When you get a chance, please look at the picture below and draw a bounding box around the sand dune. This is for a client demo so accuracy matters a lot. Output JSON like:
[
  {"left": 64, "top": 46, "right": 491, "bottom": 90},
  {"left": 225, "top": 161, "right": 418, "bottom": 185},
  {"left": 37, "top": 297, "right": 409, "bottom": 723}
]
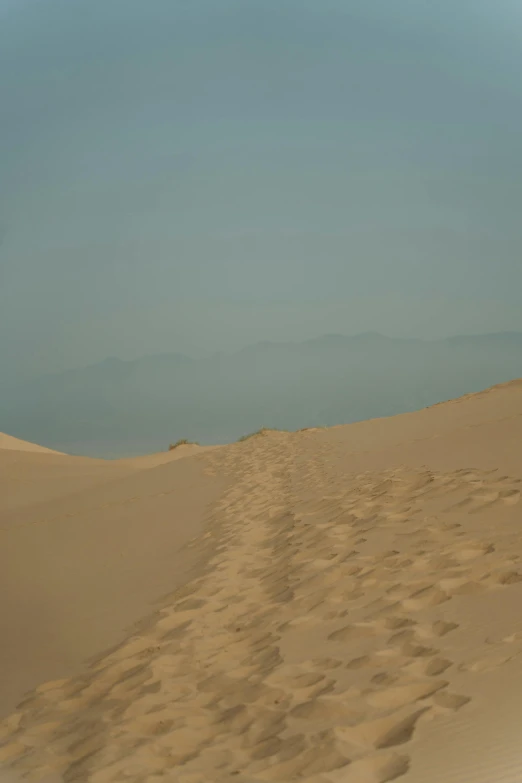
[
  {"left": 0, "top": 445, "right": 227, "bottom": 721},
  {"left": 0, "top": 440, "right": 219, "bottom": 514},
  {"left": 117, "top": 443, "right": 220, "bottom": 470},
  {"left": 2, "top": 382, "right": 522, "bottom": 782},
  {"left": 0, "top": 433, "right": 63, "bottom": 455}
]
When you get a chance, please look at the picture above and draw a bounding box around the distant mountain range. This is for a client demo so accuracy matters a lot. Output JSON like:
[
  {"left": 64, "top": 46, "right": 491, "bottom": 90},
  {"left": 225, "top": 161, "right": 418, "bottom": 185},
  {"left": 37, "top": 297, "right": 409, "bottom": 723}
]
[{"left": 2, "top": 331, "right": 522, "bottom": 457}]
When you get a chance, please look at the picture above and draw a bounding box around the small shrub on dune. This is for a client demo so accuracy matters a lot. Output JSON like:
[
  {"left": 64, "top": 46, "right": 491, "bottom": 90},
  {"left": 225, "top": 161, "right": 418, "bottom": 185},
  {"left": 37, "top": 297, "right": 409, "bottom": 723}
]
[{"left": 237, "top": 427, "right": 288, "bottom": 442}]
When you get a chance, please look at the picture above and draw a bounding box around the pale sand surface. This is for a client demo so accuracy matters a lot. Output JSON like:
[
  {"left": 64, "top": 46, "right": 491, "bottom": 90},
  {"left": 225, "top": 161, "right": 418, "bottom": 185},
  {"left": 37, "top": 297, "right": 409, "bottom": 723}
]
[
  {"left": 1, "top": 451, "right": 138, "bottom": 513},
  {"left": 0, "top": 444, "right": 228, "bottom": 719},
  {"left": 1, "top": 381, "right": 522, "bottom": 781},
  {"left": 0, "top": 443, "right": 220, "bottom": 514},
  {"left": 0, "top": 434, "right": 63, "bottom": 455},
  {"left": 116, "top": 444, "right": 220, "bottom": 471}
]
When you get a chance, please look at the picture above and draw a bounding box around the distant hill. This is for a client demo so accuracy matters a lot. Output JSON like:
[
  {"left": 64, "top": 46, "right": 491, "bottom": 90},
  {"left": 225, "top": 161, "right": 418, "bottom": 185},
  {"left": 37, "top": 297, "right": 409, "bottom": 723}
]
[{"left": 1, "top": 332, "right": 521, "bottom": 457}]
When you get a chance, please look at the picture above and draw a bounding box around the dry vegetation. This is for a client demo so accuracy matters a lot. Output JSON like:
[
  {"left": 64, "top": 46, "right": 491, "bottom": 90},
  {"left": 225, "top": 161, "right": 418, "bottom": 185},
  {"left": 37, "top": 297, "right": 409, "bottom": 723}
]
[{"left": 168, "top": 438, "right": 197, "bottom": 451}]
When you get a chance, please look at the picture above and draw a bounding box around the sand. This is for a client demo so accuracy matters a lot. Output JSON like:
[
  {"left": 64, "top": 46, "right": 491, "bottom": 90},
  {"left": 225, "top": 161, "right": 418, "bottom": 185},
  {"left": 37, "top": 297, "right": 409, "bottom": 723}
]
[
  {"left": 0, "top": 434, "right": 63, "bottom": 455},
  {"left": 1, "top": 379, "right": 522, "bottom": 782},
  {"left": 0, "top": 443, "right": 228, "bottom": 720}
]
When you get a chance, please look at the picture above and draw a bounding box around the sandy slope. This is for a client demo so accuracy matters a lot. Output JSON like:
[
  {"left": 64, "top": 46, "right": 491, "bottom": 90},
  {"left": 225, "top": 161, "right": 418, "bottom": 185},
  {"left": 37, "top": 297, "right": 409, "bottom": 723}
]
[
  {"left": 2, "top": 382, "right": 522, "bottom": 782},
  {"left": 0, "top": 443, "right": 220, "bottom": 514},
  {"left": 0, "top": 441, "right": 227, "bottom": 719},
  {"left": 117, "top": 443, "right": 220, "bottom": 470},
  {"left": 0, "top": 433, "right": 63, "bottom": 454}
]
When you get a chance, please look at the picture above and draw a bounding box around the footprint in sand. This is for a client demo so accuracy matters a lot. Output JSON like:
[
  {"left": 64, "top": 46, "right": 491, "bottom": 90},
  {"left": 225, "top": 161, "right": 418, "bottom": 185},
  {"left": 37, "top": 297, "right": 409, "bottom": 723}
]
[
  {"left": 499, "top": 488, "right": 521, "bottom": 506},
  {"left": 326, "top": 751, "right": 410, "bottom": 783},
  {"left": 401, "top": 585, "right": 450, "bottom": 611},
  {"left": 404, "top": 656, "right": 453, "bottom": 677},
  {"left": 459, "top": 653, "right": 514, "bottom": 673},
  {"left": 328, "top": 624, "right": 377, "bottom": 643},
  {"left": 363, "top": 679, "right": 448, "bottom": 710},
  {"left": 289, "top": 698, "right": 364, "bottom": 724},
  {"left": 430, "top": 691, "right": 471, "bottom": 711},
  {"left": 333, "top": 706, "right": 428, "bottom": 750},
  {"left": 414, "top": 620, "right": 459, "bottom": 639},
  {"left": 485, "top": 568, "right": 522, "bottom": 586}
]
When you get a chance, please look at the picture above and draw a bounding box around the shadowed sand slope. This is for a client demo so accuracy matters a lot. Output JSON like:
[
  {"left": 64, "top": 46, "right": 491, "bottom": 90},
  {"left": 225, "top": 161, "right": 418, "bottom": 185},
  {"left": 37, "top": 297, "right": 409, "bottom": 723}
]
[
  {"left": 2, "top": 381, "right": 522, "bottom": 782},
  {"left": 1, "top": 451, "right": 138, "bottom": 513},
  {"left": 0, "top": 442, "right": 220, "bottom": 514},
  {"left": 0, "top": 447, "right": 228, "bottom": 720}
]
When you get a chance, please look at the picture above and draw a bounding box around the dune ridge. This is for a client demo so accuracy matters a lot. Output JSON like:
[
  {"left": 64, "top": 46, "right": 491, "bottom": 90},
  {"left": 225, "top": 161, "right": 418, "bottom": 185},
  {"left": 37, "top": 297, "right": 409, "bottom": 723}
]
[
  {"left": 0, "top": 434, "right": 63, "bottom": 455},
  {"left": 2, "top": 381, "right": 522, "bottom": 781}
]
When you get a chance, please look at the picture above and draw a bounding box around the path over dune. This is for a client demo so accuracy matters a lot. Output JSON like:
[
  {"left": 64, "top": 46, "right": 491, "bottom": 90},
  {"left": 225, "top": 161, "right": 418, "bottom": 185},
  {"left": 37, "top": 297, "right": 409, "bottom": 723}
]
[{"left": 2, "top": 380, "right": 522, "bottom": 782}]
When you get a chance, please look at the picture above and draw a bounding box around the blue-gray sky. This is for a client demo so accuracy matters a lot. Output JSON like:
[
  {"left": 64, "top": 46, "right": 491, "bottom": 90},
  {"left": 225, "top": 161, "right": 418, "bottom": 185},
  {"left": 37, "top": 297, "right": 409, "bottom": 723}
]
[{"left": 2, "top": 0, "right": 522, "bottom": 377}]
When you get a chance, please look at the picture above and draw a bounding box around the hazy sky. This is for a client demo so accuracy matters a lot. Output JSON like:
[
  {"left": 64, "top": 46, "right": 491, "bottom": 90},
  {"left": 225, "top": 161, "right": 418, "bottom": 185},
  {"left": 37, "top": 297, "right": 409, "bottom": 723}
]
[{"left": 2, "top": 0, "right": 522, "bottom": 377}]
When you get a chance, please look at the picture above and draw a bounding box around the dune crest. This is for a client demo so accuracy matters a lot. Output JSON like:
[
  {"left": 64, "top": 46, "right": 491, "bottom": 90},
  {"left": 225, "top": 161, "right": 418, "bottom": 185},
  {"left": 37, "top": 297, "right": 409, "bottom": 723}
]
[
  {"left": 0, "top": 433, "right": 63, "bottom": 455},
  {"left": 2, "top": 380, "right": 522, "bottom": 782}
]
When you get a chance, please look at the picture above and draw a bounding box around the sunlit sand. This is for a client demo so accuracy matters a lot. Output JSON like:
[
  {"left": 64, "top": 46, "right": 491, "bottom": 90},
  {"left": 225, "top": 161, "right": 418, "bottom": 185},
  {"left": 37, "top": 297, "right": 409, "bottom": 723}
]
[{"left": 2, "top": 379, "right": 522, "bottom": 782}]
